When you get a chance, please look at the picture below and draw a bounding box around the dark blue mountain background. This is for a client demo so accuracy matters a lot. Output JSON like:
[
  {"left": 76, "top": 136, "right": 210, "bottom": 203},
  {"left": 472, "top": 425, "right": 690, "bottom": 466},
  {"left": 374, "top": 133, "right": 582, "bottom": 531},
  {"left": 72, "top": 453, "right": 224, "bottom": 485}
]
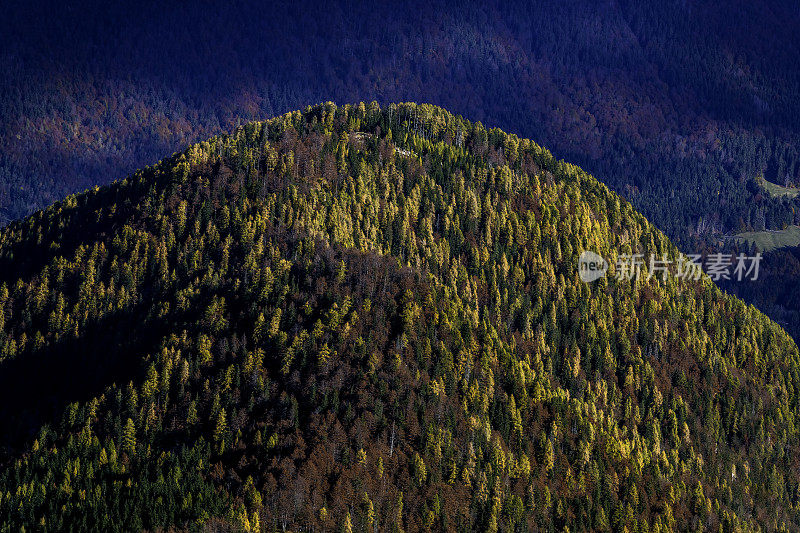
[{"left": 3, "top": 0, "right": 800, "bottom": 333}]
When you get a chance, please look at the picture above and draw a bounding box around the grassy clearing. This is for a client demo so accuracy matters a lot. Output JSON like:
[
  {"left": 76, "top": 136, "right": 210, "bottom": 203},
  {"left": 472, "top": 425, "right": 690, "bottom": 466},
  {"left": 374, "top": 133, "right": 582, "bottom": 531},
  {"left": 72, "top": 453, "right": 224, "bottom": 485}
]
[
  {"left": 763, "top": 178, "right": 800, "bottom": 198},
  {"left": 733, "top": 225, "right": 800, "bottom": 252}
]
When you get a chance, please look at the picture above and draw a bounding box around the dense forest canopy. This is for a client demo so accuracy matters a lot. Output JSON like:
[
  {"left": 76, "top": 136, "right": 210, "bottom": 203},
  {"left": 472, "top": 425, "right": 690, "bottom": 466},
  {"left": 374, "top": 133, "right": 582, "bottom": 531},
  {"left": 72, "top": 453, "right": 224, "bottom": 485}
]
[{"left": 0, "top": 102, "right": 798, "bottom": 531}]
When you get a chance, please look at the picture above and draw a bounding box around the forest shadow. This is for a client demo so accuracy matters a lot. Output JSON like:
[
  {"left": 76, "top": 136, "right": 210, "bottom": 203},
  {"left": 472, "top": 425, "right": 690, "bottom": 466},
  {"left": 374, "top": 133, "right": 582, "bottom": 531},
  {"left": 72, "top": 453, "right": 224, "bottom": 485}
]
[{"left": 0, "top": 302, "right": 167, "bottom": 454}]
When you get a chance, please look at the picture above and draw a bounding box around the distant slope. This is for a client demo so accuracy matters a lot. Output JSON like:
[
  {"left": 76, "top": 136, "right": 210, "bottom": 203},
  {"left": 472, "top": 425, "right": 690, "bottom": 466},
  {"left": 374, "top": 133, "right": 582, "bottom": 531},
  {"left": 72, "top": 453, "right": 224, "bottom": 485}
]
[{"left": 0, "top": 103, "right": 799, "bottom": 531}]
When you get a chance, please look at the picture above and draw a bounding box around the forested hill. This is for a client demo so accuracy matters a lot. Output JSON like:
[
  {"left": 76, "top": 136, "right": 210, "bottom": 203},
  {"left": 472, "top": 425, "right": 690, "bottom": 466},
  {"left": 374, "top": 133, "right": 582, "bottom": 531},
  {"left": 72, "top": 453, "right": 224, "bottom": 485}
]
[
  {"left": 7, "top": 0, "right": 800, "bottom": 357},
  {"left": 0, "top": 102, "right": 799, "bottom": 532}
]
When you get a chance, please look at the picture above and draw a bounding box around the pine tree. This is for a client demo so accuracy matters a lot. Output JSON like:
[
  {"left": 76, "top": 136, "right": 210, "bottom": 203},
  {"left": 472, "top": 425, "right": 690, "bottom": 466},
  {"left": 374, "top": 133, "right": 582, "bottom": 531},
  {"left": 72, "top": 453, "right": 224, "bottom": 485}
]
[
  {"left": 122, "top": 418, "right": 136, "bottom": 454},
  {"left": 214, "top": 409, "right": 228, "bottom": 446},
  {"left": 340, "top": 512, "right": 353, "bottom": 533}
]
